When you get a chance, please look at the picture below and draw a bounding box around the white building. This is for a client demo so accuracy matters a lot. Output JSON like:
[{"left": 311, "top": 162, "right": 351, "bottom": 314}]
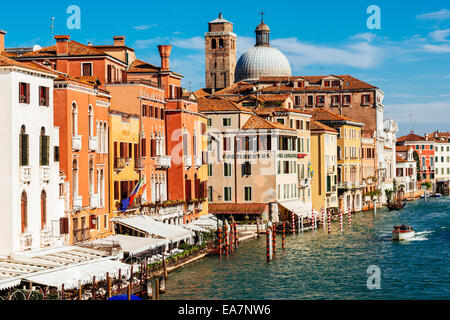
[
  {"left": 433, "top": 140, "right": 450, "bottom": 181},
  {"left": 0, "top": 55, "right": 66, "bottom": 256},
  {"left": 377, "top": 119, "right": 398, "bottom": 204},
  {"left": 395, "top": 146, "right": 417, "bottom": 198}
]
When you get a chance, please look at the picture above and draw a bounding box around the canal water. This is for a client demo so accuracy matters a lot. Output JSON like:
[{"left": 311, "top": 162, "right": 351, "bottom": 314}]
[{"left": 162, "top": 197, "right": 450, "bottom": 300}]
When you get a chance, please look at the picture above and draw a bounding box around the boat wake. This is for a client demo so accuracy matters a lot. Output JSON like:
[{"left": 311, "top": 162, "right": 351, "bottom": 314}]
[{"left": 404, "top": 230, "right": 433, "bottom": 241}]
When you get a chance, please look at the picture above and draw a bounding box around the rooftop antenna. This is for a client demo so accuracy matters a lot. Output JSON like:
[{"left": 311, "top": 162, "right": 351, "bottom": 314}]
[
  {"left": 51, "top": 17, "right": 55, "bottom": 46},
  {"left": 261, "top": 9, "right": 264, "bottom": 23}
]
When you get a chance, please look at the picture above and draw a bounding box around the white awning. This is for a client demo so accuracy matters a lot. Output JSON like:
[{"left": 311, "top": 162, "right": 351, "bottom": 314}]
[
  {"left": 278, "top": 199, "right": 313, "bottom": 218},
  {"left": 0, "top": 279, "right": 21, "bottom": 291},
  {"left": 115, "top": 216, "right": 195, "bottom": 243},
  {"left": 183, "top": 224, "right": 209, "bottom": 233},
  {"left": 23, "top": 259, "right": 132, "bottom": 290},
  {"left": 90, "top": 235, "right": 169, "bottom": 256},
  {"left": 189, "top": 214, "right": 218, "bottom": 230}
]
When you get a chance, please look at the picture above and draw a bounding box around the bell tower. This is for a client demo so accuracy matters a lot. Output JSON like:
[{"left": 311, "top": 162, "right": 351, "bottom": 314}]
[{"left": 205, "top": 13, "right": 236, "bottom": 93}]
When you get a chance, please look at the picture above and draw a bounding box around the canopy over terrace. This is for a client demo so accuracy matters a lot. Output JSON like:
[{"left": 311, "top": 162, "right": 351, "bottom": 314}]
[
  {"left": 185, "top": 214, "right": 219, "bottom": 231},
  {"left": 0, "top": 246, "right": 130, "bottom": 291},
  {"left": 113, "top": 215, "right": 195, "bottom": 245},
  {"left": 87, "top": 234, "right": 169, "bottom": 257},
  {"left": 278, "top": 199, "right": 313, "bottom": 219},
  {"left": 208, "top": 203, "right": 268, "bottom": 221}
]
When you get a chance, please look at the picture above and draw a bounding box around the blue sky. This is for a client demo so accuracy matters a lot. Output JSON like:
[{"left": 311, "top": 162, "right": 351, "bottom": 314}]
[{"left": 1, "top": 0, "right": 449, "bottom": 136}]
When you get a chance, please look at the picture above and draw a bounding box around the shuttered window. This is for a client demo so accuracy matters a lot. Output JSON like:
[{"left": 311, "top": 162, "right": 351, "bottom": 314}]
[
  {"left": 59, "top": 217, "right": 69, "bottom": 234},
  {"left": 39, "top": 86, "right": 50, "bottom": 106},
  {"left": 185, "top": 179, "right": 192, "bottom": 201},
  {"left": 19, "top": 133, "right": 29, "bottom": 166},
  {"left": 244, "top": 187, "right": 252, "bottom": 201},
  {"left": 151, "top": 139, "right": 157, "bottom": 157},
  {"left": 114, "top": 181, "right": 120, "bottom": 200},
  {"left": 141, "top": 138, "right": 147, "bottom": 157},
  {"left": 40, "top": 135, "right": 50, "bottom": 166},
  {"left": 54, "top": 146, "right": 60, "bottom": 162},
  {"left": 19, "top": 82, "right": 30, "bottom": 104}
]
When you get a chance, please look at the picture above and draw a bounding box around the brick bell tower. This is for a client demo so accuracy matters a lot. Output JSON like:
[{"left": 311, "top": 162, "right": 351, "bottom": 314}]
[{"left": 205, "top": 13, "right": 237, "bottom": 93}]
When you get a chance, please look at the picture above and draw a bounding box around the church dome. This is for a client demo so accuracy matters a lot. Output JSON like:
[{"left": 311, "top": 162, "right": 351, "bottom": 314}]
[
  {"left": 235, "top": 46, "right": 292, "bottom": 82},
  {"left": 235, "top": 16, "right": 291, "bottom": 82}
]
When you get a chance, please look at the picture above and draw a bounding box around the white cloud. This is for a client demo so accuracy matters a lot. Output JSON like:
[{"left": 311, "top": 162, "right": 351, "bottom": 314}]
[
  {"left": 429, "top": 29, "right": 450, "bottom": 42},
  {"left": 135, "top": 36, "right": 204, "bottom": 50},
  {"left": 421, "top": 44, "right": 450, "bottom": 53},
  {"left": 385, "top": 101, "right": 450, "bottom": 125},
  {"left": 417, "top": 9, "right": 450, "bottom": 20},
  {"left": 133, "top": 24, "right": 157, "bottom": 31}
]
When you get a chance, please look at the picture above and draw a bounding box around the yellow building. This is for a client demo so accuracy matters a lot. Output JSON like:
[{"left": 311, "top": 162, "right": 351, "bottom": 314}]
[
  {"left": 310, "top": 108, "right": 365, "bottom": 212},
  {"left": 310, "top": 120, "right": 338, "bottom": 213},
  {"left": 109, "top": 110, "right": 141, "bottom": 217}
]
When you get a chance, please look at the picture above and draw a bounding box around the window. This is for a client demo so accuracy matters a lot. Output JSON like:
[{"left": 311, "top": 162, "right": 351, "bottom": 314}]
[
  {"left": 223, "top": 118, "right": 231, "bottom": 127},
  {"left": 88, "top": 106, "right": 93, "bottom": 137},
  {"left": 343, "top": 95, "right": 351, "bottom": 105},
  {"left": 19, "top": 126, "right": 29, "bottom": 166},
  {"left": 71, "top": 103, "right": 78, "bottom": 135},
  {"left": 219, "top": 38, "right": 224, "bottom": 49},
  {"left": 21, "top": 192, "right": 28, "bottom": 233},
  {"left": 224, "top": 187, "right": 232, "bottom": 202},
  {"left": 316, "top": 95, "right": 325, "bottom": 106},
  {"left": 208, "top": 186, "right": 213, "bottom": 202},
  {"left": 54, "top": 146, "right": 60, "bottom": 162},
  {"left": 362, "top": 94, "right": 370, "bottom": 105},
  {"left": 224, "top": 163, "right": 232, "bottom": 177},
  {"left": 104, "top": 214, "right": 108, "bottom": 229},
  {"left": 207, "top": 118, "right": 212, "bottom": 127},
  {"left": 223, "top": 137, "right": 231, "bottom": 151},
  {"left": 142, "top": 104, "right": 147, "bottom": 117},
  {"left": 244, "top": 187, "right": 252, "bottom": 201},
  {"left": 294, "top": 96, "right": 301, "bottom": 106},
  {"left": 276, "top": 118, "right": 285, "bottom": 125},
  {"left": 307, "top": 96, "right": 313, "bottom": 106},
  {"left": 306, "top": 121, "right": 310, "bottom": 130},
  {"left": 19, "top": 82, "right": 30, "bottom": 104},
  {"left": 40, "top": 127, "right": 50, "bottom": 166},
  {"left": 39, "top": 86, "right": 49, "bottom": 106},
  {"left": 40, "top": 190, "right": 47, "bottom": 229},
  {"left": 208, "top": 163, "right": 213, "bottom": 177},
  {"left": 212, "top": 39, "right": 217, "bottom": 49},
  {"left": 242, "top": 162, "right": 251, "bottom": 176},
  {"left": 82, "top": 63, "right": 93, "bottom": 76},
  {"left": 332, "top": 95, "right": 340, "bottom": 106}
]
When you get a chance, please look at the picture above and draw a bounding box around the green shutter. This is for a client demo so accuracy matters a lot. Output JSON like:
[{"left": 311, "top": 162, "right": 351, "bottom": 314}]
[
  {"left": 39, "top": 135, "right": 42, "bottom": 165},
  {"left": 21, "top": 134, "right": 29, "bottom": 166},
  {"left": 45, "top": 136, "right": 50, "bottom": 165}
]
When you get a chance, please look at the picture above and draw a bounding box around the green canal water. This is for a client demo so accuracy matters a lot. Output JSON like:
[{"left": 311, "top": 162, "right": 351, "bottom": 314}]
[{"left": 162, "top": 197, "right": 450, "bottom": 300}]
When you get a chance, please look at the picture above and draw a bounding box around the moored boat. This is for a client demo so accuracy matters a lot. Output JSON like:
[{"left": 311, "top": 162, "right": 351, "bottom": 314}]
[
  {"left": 387, "top": 201, "right": 406, "bottom": 211},
  {"left": 392, "top": 225, "right": 415, "bottom": 240}
]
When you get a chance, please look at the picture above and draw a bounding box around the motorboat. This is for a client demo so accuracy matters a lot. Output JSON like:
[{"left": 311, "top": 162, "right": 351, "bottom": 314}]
[
  {"left": 392, "top": 225, "right": 415, "bottom": 240},
  {"left": 430, "top": 193, "right": 442, "bottom": 198}
]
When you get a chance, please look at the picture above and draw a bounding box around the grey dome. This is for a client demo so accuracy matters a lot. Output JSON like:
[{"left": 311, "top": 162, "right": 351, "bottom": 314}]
[{"left": 235, "top": 46, "right": 292, "bottom": 82}]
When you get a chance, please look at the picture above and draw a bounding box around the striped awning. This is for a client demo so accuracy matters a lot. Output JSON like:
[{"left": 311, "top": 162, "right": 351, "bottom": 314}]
[{"left": 208, "top": 203, "right": 268, "bottom": 215}]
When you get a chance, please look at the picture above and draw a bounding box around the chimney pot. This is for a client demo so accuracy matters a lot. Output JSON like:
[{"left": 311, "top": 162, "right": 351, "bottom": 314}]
[
  {"left": 0, "top": 29, "right": 6, "bottom": 53},
  {"left": 158, "top": 45, "right": 172, "bottom": 71},
  {"left": 113, "top": 36, "right": 125, "bottom": 46}
]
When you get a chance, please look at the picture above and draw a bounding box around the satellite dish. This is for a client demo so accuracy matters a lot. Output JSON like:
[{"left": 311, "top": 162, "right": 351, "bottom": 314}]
[{"left": 33, "top": 45, "right": 42, "bottom": 51}]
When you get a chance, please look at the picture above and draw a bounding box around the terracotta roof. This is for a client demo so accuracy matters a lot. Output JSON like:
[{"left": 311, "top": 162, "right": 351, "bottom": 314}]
[
  {"left": 259, "top": 76, "right": 304, "bottom": 82},
  {"left": 396, "top": 155, "right": 407, "bottom": 162},
  {"left": 193, "top": 88, "right": 211, "bottom": 99},
  {"left": 213, "top": 81, "right": 256, "bottom": 95},
  {"left": 310, "top": 119, "right": 337, "bottom": 133},
  {"left": 198, "top": 97, "right": 252, "bottom": 113},
  {"left": 259, "top": 94, "right": 292, "bottom": 102},
  {"left": 397, "top": 132, "right": 426, "bottom": 142},
  {"left": 0, "top": 55, "right": 59, "bottom": 75},
  {"left": 208, "top": 203, "right": 268, "bottom": 215},
  {"left": 308, "top": 107, "right": 363, "bottom": 125},
  {"left": 20, "top": 40, "right": 107, "bottom": 58},
  {"left": 254, "top": 106, "right": 310, "bottom": 116},
  {"left": 242, "top": 115, "right": 296, "bottom": 131},
  {"left": 127, "top": 59, "right": 160, "bottom": 73},
  {"left": 396, "top": 145, "right": 413, "bottom": 152}
]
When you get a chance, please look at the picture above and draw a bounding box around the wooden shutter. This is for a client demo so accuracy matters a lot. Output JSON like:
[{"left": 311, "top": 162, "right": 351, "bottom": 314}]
[
  {"left": 195, "top": 179, "right": 200, "bottom": 199},
  {"left": 267, "top": 135, "right": 271, "bottom": 151},
  {"left": 89, "top": 215, "right": 96, "bottom": 229},
  {"left": 54, "top": 146, "right": 60, "bottom": 162},
  {"left": 59, "top": 217, "right": 69, "bottom": 234},
  {"left": 26, "top": 83, "right": 30, "bottom": 104},
  {"left": 45, "top": 87, "right": 50, "bottom": 106},
  {"left": 151, "top": 139, "right": 156, "bottom": 157},
  {"left": 114, "top": 181, "right": 119, "bottom": 200},
  {"left": 128, "top": 143, "right": 132, "bottom": 159},
  {"left": 185, "top": 179, "right": 191, "bottom": 201},
  {"left": 20, "top": 134, "right": 29, "bottom": 166},
  {"left": 122, "top": 69, "right": 127, "bottom": 83},
  {"left": 141, "top": 138, "right": 147, "bottom": 157}
]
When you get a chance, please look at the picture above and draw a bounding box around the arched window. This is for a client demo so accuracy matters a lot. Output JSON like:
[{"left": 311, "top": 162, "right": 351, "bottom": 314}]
[
  {"left": 219, "top": 38, "right": 224, "bottom": 48},
  {"left": 100, "top": 169, "right": 105, "bottom": 207},
  {"left": 41, "top": 190, "right": 47, "bottom": 229},
  {"left": 89, "top": 159, "right": 94, "bottom": 195},
  {"left": 96, "top": 121, "right": 100, "bottom": 150},
  {"left": 40, "top": 127, "right": 50, "bottom": 166},
  {"left": 103, "top": 123, "right": 108, "bottom": 153},
  {"left": 21, "top": 191, "right": 27, "bottom": 233},
  {"left": 88, "top": 105, "right": 93, "bottom": 137},
  {"left": 71, "top": 103, "right": 78, "bottom": 135},
  {"left": 422, "top": 156, "right": 426, "bottom": 167},
  {"left": 430, "top": 156, "right": 434, "bottom": 167},
  {"left": 99, "top": 121, "right": 104, "bottom": 152},
  {"left": 72, "top": 160, "right": 79, "bottom": 198},
  {"left": 19, "top": 125, "right": 29, "bottom": 166},
  {"left": 211, "top": 39, "right": 217, "bottom": 49}
]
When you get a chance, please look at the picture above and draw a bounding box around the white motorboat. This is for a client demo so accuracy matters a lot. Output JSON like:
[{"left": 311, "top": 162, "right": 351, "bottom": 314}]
[{"left": 392, "top": 225, "right": 415, "bottom": 240}]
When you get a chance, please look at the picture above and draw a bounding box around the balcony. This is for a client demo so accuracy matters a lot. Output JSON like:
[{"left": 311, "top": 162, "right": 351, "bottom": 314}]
[
  {"left": 114, "top": 158, "right": 125, "bottom": 170},
  {"left": 195, "top": 202, "right": 203, "bottom": 211},
  {"left": 73, "top": 195, "right": 83, "bottom": 210},
  {"left": 194, "top": 155, "right": 203, "bottom": 168},
  {"left": 88, "top": 136, "right": 97, "bottom": 152},
  {"left": 40, "top": 166, "right": 50, "bottom": 182},
  {"left": 19, "top": 166, "right": 32, "bottom": 183},
  {"left": 40, "top": 229, "right": 51, "bottom": 247},
  {"left": 72, "top": 135, "right": 82, "bottom": 151},
  {"left": 156, "top": 155, "right": 172, "bottom": 169},
  {"left": 20, "top": 233, "right": 32, "bottom": 251},
  {"left": 73, "top": 228, "right": 90, "bottom": 243},
  {"left": 89, "top": 194, "right": 99, "bottom": 208},
  {"left": 184, "top": 155, "right": 192, "bottom": 168},
  {"left": 186, "top": 203, "right": 194, "bottom": 212},
  {"left": 134, "top": 158, "right": 144, "bottom": 170}
]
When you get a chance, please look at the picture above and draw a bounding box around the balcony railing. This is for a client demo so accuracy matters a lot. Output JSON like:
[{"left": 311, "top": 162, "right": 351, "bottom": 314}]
[
  {"left": 72, "top": 135, "right": 82, "bottom": 151},
  {"left": 88, "top": 136, "right": 97, "bottom": 152},
  {"left": 134, "top": 158, "right": 144, "bottom": 170},
  {"left": 40, "top": 166, "right": 50, "bottom": 182},
  {"left": 114, "top": 158, "right": 125, "bottom": 170},
  {"left": 156, "top": 155, "right": 172, "bottom": 169},
  {"left": 20, "top": 233, "right": 32, "bottom": 251},
  {"left": 73, "top": 195, "right": 83, "bottom": 209},
  {"left": 90, "top": 194, "right": 99, "bottom": 208},
  {"left": 73, "top": 228, "right": 91, "bottom": 243},
  {"left": 40, "top": 229, "right": 51, "bottom": 247},
  {"left": 194, "top": 155, "right": 203, "bottom": 168},
  {"left": 184, "top": 155, "right": 192, "bottom": 168},
  {"left": 19, "top": 166, "right": 32, "bottom": 183}
]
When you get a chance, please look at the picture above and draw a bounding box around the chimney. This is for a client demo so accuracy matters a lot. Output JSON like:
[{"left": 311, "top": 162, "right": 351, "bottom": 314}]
[
  {"left": 113, "top": 36, "right": 125, "bottom": 46},
  {"left": 55, "top": 35, "right": 70, "bottom": 55},
  {"left": 158, "top": 45, "right": 172, "bottom": 71},
  {"left": 0, "top": 30, "right": 6, "bottom": 52}
]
